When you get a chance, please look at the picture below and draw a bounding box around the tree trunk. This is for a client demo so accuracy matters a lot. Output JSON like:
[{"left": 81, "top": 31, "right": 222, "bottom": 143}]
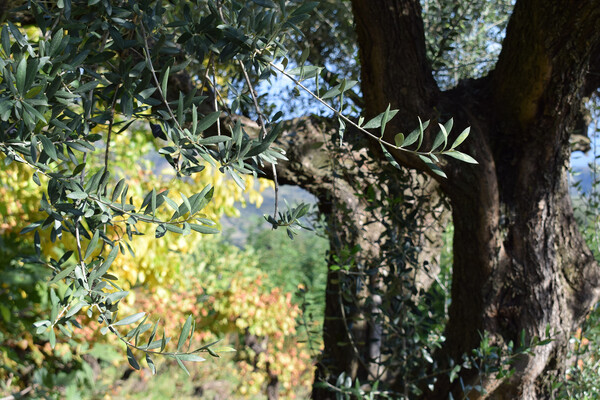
[
  {"left": 258, "top": 0, "right": 600, "bottom": 398},
  {"left": 347, "top": 0, "right": 600, "bottom": 398},
  {"left": 267, "top": 117, "right": 391, "bottom": 391},
  {"left": 264, "top": 116, "right": 449, "bottom": 398}
]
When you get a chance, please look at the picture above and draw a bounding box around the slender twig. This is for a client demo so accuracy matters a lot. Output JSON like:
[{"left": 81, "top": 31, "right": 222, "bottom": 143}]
[
  {"left": 208, "top": 77, "right": 232, "bottom": 117},
  {"left": 269, "top": 62, "right": 444, "bottom": 156},
  {"left": 73, "top": 216, "right": 89, "bottom": 291},
  {"left": 215, "top": 0, "right": 226, "bottom": 21},
  {"left": 138, "top": 21, "right": 184, "bottom": 133},
  {"left": 199, "top": 52, "right": 214, "bottom": 97},
  {"left": 238, "top": 60, "right": 280, "bottom": 218},
  {"left": 238, "top": 60, "right": 268, "bottom": 129},
  {"left": 98, "top": 30, "right": 110, "bottom": 53},
  {"left": 94, "top": 304, "right": 211, "bottom": 358},
  {"left": 212, "top": 57, "right": 222, "bottom": 136},
  {"left": 104, "top": 88, "right": 119, "bottom": 173},
  {"left": 44, "top": 14, "right": 61, "bottom": 41}
]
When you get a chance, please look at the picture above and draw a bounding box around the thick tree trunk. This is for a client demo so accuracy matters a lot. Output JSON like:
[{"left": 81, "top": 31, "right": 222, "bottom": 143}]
[
  {"left": 256, "top": 1, "right": 600, "bottom": 398},
  {"left": 347, "top": 0, "right": 600, "bottom": 398}
]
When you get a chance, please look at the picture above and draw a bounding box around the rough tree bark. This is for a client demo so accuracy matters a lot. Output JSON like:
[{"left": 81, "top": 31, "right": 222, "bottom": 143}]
[
  {"left": 264, "top": 117, "right": 389, "bottom": 386},
  {"left": 253, "top": 1, "right": 600, "bottom": 398},
  {"left": 344, "top": 0, "right": 600, "bottom": 398},
  {"left": 260, "top": 115, "right": 449, "bottom": 397},
  {"left": 265, "top": 0, "right": 600, "bottom": 399}
]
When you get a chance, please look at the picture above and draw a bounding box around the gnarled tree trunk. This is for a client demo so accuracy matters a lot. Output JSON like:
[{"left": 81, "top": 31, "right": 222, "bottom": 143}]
[
  {"left": 258, "top": 0, "right": 600, "bottom": 398},
  {"left": 281, "top": 0, "right": 600, "bottom": 399},
  {"left": 349, "top": 0, "right": 600, "bottom": 398}
]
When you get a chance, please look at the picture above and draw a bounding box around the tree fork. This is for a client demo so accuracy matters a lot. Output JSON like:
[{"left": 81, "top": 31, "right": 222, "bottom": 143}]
[{"left": 351, "top": 0, "right": 600, "bottom": 398}]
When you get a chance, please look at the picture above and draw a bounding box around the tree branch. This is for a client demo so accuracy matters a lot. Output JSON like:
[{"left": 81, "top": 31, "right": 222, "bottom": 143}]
[
  {"left": 351, "top": 0, "right": 439, "bottom": 122},
  {"left": 492, "top": 0, "right": 600, "bottom": 133}
]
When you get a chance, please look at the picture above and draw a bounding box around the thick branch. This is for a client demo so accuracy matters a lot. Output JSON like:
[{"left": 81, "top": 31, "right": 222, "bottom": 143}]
[
  {"left": 493, "top": 0, "right": 600, "bottom": 134},
  {"left": 583, "top": 47, "right": 600, "bottom": 98},
  {"left": 351, "top": 0, "right": 439, "bottom": 121},
  {"left": 350, "top": 0, "right": 443, "bottom": 176}
]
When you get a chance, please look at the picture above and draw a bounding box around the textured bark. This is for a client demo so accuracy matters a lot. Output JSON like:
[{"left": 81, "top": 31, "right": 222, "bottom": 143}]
[
  {"left": 257, "top": 116, "right": 448, "bottom": 398},
  {"left": 233, "top": 1, "right": 600, "bottom": 398},
  {"left": 264, "top": 117, "right": 384, "bottom": 392},
  {"left": 343, "top": 0, "right": 600, "bottom": 399}
]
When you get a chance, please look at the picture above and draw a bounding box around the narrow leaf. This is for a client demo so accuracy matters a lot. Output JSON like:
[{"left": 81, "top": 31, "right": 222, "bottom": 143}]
[
  {"left": 380, "top": 143, "right": 401, "bottom": 170},
  {"left": 431, "top": 130, "right": 445, "bottom": 152},
  {"left": 196, "top": 111, "right": 221, "bottom": 133},
  {"left": 176, "top": 354, "right": 206, "bottom": 362},
  {"left": 380, "top": 104, "right": 391, "bottom": 138},
  {"left": 321, "top": 86, "right": 340, "bottom": 100},
  {"left": 417, "top": 117, "right": 429, "bottom": 150},
  {"left": 192, "top": 105, "right": 198, "bottom": 135},
  {"left": 148, "top": 319, "right": 160, "bottom": 347},
  {"left": 127, "top": 347, "right": 140, "bottom": 370},
  {"left": 443, "top": 118, "right": 454, "bottom": 135},
  {"left": 146, "top": 354, "right": 156, "bottom": 375},
  {"left": 48, "top": 328, "right": 56, "bottom": 348},
  {"left": 67, "top": 191, "right": 88, "bottom": 200},
  {"left": 39, "top": 135, "right": 58, "bottom": 161},
  {"left": 112, "top": 179, "right": 126, "bottom": 202},
  {"left": 49, "top": 265, "right": 76, "bottom": 284},
  {"left": 451, "top": 127, "right": 471, "bottom": 149},
  {"left": 84, "top": 229, "right": 100, "bottom": 260},
  {"left": 113, "top": 312, "right": 146, "bottom": 326},
  {"left": 160, "top": 329, "right": 168, "bottom": 352},
  {"left": 74, "top": 80, "right": 99, "bottom": 93},
  {"left": 363, "top": 108, "right": 399, "bottom": 130},
  {"left": 177, "top": 315, "right": 193, "bottom": 352},
  {"left": 16, "top": 57, "right": 27, "bottom": 94},
  {"left": 190, "top": 224, "right": 219, "bottom": 234},
  {"left": 179, "top": 193, "right": 191, "bottom": 216},
  {"left": 445, "top": 150, "right": 478, "bottom": 164},
  {"left": 175, "top": 356, "right": 190, "bottom": 376},
  {"left": 161, "top": 67, "right": 170, "bottom": 99}
]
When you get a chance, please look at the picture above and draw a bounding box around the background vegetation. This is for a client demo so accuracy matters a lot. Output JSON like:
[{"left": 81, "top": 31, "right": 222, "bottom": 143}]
[{"left": 1, "top": 0, "right": 600, "bottom": 399}]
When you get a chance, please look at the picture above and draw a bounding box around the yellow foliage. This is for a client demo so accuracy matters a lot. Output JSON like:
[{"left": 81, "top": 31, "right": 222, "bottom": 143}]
[{"left": 0, "top": 122, "right": 272, "bottom": 288}]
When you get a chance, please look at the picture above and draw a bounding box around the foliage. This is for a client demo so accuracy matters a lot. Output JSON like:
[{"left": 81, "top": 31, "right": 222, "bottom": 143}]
[
  {"left": 0, "top": 130, "right": 269, "bottom": 286},
  {"left": 72, "top": 236, "right": 317, "bottom": 398},
  {"left": 0, "top": 234, "right": 97, "bottom": 398},
  {"left": 0, "top": 0, "right": 477, "bottom": 397},
  {"left": 0, "top": 111, "right": 268, "bottom": 396},
  {"left": 1, "top": 226, "right": 322, "bottom": 398},
  {"left": 422, "top": 0, "right": 514, "bottom": 89},
  {"left": 0, "top": 0, "right": 319, "bottom": 384}
]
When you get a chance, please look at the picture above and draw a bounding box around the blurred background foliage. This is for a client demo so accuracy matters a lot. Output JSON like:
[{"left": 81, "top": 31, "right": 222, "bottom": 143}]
[
  {"left": 0, "top": 107, "right": 329, "bottom": 398},
  {"left": 3, "top": 0, "right": 600, "bottom": 399},
  {"left": 0, "top": 73, "right": 324, "bottom": 397}
]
